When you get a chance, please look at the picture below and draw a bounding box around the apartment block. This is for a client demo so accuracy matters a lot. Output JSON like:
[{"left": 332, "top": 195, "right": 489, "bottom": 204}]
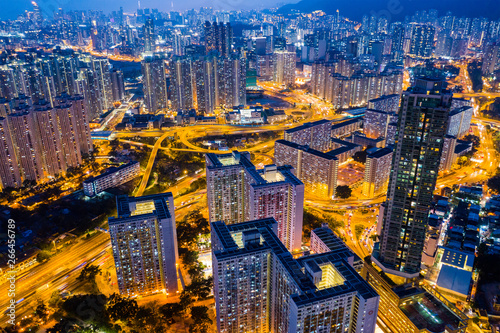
[
  {"left": 284, "top": 119, "right": 332, "bottom": 152},
  {"left": 83, "top": 161, "right": 140, "bottom": 197},
  {"left": 109, "top": 193, "right": 179, "bottom": 295},
  {"left": 206, "top": 151, "right": 304, "bottom": 252},
  {"left": 362, "top": 147, "right": 393, "bottom": 198},
  {"left": 212, "top": 218, "right": 380, "bottom": 333}
]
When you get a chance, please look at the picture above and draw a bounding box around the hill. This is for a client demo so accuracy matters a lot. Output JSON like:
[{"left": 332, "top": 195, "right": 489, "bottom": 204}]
[{"left": 278, "top": 0, "right": 500, "bottom": 21}]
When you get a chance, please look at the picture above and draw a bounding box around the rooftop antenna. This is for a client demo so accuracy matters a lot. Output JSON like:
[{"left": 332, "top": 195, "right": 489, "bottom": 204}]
[{"left": 138, "top": 1, "right": 141, "bottom": 9}]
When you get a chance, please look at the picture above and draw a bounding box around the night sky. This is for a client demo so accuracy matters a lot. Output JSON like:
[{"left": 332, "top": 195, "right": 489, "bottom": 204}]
[
  {"left": 0, "top": 0, "right": 299, "bottom": 19},
  {"left": 1, "top": 0, "right": 499, "bottom": 20}
]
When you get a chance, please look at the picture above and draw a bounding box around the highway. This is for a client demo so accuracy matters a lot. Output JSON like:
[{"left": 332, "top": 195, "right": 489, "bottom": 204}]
[
  {"left": 1, "top": 232, "right": 111, "bottom": 325},
  {"left": 135, "top": 131, "right": 172, "bottom": 196}
]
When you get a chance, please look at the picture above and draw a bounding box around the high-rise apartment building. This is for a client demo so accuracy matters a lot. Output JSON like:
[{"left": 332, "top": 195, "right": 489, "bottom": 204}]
[
  {"left": 217, "top": 56, "right": 247, "bottom": 108},
  {"left": 212, "top": 218, "right": 380, "bottom": 333},
  {"left": 143, "top": 18, "right": 155, "bottom": 52},
  {"left": 362, "top": 147, "right": 393, "bottom": 198},
  {"left": 54, "top": 99, "right": 83, "bottom": 168},
  {"left": 284, "top": 119, "right": 332, "bottom": 152},
  {"left": 367, "top": 94, "right": 400, "bottom": 113},
  {"left": 90, "top": 58, "right": 114, "bottom": 112},
  {"left": 193, "top": 58, "right": 217, "bottom": 115},
  {"left": 142, "top": 55, "right": 168, "bottom": 113},
  {"left": 206, "top": 151, "right": 304, "bottom": 252},
  {"left": 439, "top": 135, "right": 458, "bottom": 172},
  {"left": 244, "top": 164, "right": 304, "bottom": 251},
  {"left": 110, "top": 69, "right": 125, "bottom": 102},
  {"left": 0, "top": 117, "right": 21, "bottom": 189},
  {"left": 482, "top": 43, "right": 499, "bottom": 75},
  {"left": 409, "top": 24, "right": 435, "bottom": 58},
  {"left": 169, "top": 57, "right": 194, "bottom": 111},
  {"left": 8, "top": 105, "right": 44, "bottom": 182},
  {"left": 374, "top": 78, "right": 452, "bottom": 277},
  {"left": 447, "top": 106, "right": 473, "bottom": 138},
  {"left": 206, "top": 151, "right": 249, "bottom": 224},
  {"left": 32, "top": 99, "right": 66, "bottom": 177},
  {"left": 273, "top": 50, "right": 295, "bottom": 86},
  {"left": 204, "top": 21, "right": 232, "bottom": 56},
  {"left": 109, "top": 193, "right": 179, "bottom": 295},
  {"left": 55, "top": 93, "right": 93, "bottom": 155},
  {"left": 364, "top": 109, "right": 398, "bottom": 140},
  {"left": 275, "top": 139, "right": 339, "bottom": 199}
]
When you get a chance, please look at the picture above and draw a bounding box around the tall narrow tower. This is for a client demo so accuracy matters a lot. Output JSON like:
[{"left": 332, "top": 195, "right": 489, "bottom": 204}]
[{"left": 374, "top": 78, "right": 452, "bottom": 277}]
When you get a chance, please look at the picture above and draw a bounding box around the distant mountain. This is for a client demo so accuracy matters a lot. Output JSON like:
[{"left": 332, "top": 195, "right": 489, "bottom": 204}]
[{"left": 278, "top": 0, "right": 500, "bottom": 21}]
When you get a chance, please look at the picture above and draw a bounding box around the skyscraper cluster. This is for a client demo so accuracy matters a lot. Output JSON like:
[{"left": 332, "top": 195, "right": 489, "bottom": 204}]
[
  {"left": 0, "top": 92, "right": 92, "bottom": 189},
  {"left": 204, "top": 21, "right": 233, "bottom": 57},
  {"left": 310, "top": 62, "right": 403, "bottom": 108},
  {"left": 167, "top": 55, "right": 246, "bottom": 114},
  {"left": 206, "top": 151, "right": 304, "bottom": 252},
  {"left": 0, "top": 49, "right": 125, "bottom": 121}
]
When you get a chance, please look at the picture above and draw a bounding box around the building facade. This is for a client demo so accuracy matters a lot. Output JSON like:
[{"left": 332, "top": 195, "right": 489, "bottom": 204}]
[
  {"left": 109, "top": 193, "right": 179, "bottom": 295},
  {"left": 375, "top": 78, "right": 452, "bottom": 277},
  {"left": 362, "top": 147, "right": 393, "bottom": 198},
  {"left": 206, "top": 151, "right": 304, "bottom": 252},
  {"left": 212, "top": 218, "right": 380, "bottom": 333},
  {"left": 284, "top": 119, "right": 332, "bottom": 152},
  {"left": 83, "top": 161, "right": 140, "bottom": 197}
]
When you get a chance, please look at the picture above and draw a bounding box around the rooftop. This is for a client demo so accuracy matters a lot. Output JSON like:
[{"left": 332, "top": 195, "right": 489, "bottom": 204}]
[
  {"left": 83, "top": 161, "right": 139, "bottom": 184},
  {"left": 399, "top": 289, "right": 465, "bottom": 333},
  {"left": 285, "top": 119, "right": 331, "bottom": 134},
  {"left": 368, "top": 147, "right": 393, "bottom": 159},
  {"left": 330, "top": 118, "right": 362, "bottom": 130},
  {"left": 109, "top": 193, "right": 173, "bottom": 225},
  {"left": 212, "top": 219, "right": 378, "bottom": 305},
  {"left": 436, "top": 265, "right": 472, "bottom": 296}
]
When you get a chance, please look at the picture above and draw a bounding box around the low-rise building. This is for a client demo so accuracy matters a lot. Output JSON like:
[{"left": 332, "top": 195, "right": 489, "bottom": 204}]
[{"left": 83, "top": 161, "right": 140, "bottom": 197}]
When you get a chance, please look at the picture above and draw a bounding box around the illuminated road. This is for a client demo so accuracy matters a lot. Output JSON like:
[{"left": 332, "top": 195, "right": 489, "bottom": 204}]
[
  {"left": 0, "top": 232, "right": 111, "bottom": 325},
  {"left": 136, "top": 131, "right": 172, "bottom": 197}
]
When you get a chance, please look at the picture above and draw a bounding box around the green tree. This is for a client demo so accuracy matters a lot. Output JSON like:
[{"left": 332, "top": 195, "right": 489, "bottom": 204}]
[
  {"left": 106, "top": 293, "right": 139, "bottom": 322},
  {"left": 184, "top": 277, "right": 213, "bottom": 300},
  {"left": 48, "top": 290, "right": 62, "bottom": 308},
  {"left": 189, "top": 306, "right": 212, "bottom": 333},
  {"left": 355, "top": 224, "right": 365, "bottom": 240},
  {"left": 488, "top": 175, "right": 500, "bottom": 194},
  {"left": 352, "top": 150, "right": 368, "bottom": 164},
  {"left": 463, "top": 134, "right": 480, "bottom": 150},
  {"left": 35, "top": 301, "right": 48, "bottom": 321},
  {"left": 181, "top": 250, "right": 199, "bottom": 269},
  {"left": 159, "top": 302, "right": 183, "bottom": 324},
  {"left": 77, "top": 264, "right": 102, "bottom": 283},
  {"left": 187, "top": 263, "right": 204, "bottom": 282},
  {"left": 132, "top": 304, "right": 167, "bottom": 332},
  {"left": 336, "top": 185, "right": 352, "bottom": 199},
  {"left": 179, "top": 292, "right": 194, "bottom": 311},
  {"left": 37, "top": 250, "right": 52, "bottom": 262}
]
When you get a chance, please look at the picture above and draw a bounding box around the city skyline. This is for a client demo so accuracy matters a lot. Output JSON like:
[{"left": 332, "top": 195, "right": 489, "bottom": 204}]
[
  {"left": 3, "top": 0, "right": 500, "bottom": 21},
  {"left": 1, "top": 0, "right": 500, "bottom": 332}
]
